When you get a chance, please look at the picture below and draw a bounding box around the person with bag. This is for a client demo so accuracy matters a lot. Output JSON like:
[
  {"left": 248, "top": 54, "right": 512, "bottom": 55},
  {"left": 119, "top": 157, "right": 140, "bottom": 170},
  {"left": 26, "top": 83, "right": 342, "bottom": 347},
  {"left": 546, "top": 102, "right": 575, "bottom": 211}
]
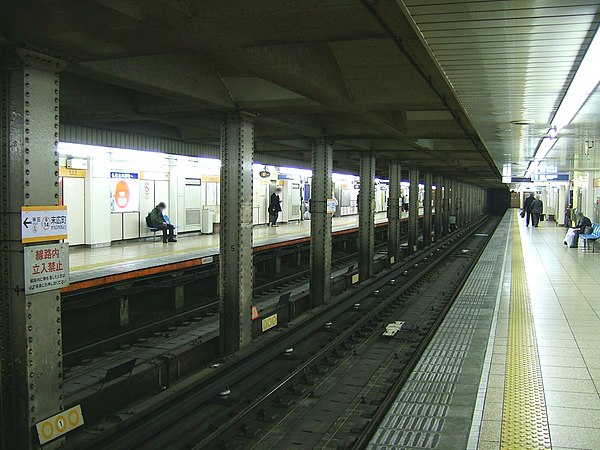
[
  {"left": 522, "top": 192, "right": 535, "bottom": 226},
  {"left": 530, "top": 196, "right": 543, "bottom": 227},
  {"left": 564, "top": 212, "right": 592, "bottom": 248}
]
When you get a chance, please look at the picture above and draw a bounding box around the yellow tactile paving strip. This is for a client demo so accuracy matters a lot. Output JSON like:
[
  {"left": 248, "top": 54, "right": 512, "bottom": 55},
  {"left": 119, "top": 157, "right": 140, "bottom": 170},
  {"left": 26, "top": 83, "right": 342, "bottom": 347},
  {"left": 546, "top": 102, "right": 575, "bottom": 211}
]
[{"left": 500, "top": 216, "right": 551, "bottom": 449}]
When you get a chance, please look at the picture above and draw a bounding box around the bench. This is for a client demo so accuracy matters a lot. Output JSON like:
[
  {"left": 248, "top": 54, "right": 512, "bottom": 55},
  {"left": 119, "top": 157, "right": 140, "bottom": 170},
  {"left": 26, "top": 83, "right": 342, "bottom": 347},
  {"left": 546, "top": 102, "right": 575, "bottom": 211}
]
[
  {"left": 145, "top": 215, "right": 160, "bottom": 240},
  {"left": 580, "top": 223, "right": 600, "bottom": 252}
]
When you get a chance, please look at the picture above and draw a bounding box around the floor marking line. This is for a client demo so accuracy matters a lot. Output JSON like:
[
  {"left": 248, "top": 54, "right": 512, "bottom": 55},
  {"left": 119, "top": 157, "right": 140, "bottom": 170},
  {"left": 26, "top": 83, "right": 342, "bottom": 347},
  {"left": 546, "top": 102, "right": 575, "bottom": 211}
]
[{"left": 500, "top": 214, "right": 551, "bottom": 449}]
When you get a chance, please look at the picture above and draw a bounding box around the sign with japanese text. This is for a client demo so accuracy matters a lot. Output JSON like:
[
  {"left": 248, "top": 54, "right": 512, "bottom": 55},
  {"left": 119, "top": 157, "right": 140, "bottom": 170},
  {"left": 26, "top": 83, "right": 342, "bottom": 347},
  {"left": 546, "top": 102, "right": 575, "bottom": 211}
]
[
  {"left": 24, "top": 243, "right": 70, "bottom": 294},
  {"left": 21, "top": 206, "right": 68, "bottom": 243},
  {"left": 110, "top": 171, "right": 139, "bottom": 212}
]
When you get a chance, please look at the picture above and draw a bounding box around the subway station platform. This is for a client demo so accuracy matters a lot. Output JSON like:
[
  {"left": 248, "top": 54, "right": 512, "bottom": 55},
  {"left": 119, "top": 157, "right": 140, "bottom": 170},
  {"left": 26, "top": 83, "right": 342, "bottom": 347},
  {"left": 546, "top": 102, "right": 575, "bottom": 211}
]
[
  {"left": 67, "top": 212, "right": 392, "bottom": 286},
  {"left": 369, "top": 210, "right": 600, "bottom": 450}
]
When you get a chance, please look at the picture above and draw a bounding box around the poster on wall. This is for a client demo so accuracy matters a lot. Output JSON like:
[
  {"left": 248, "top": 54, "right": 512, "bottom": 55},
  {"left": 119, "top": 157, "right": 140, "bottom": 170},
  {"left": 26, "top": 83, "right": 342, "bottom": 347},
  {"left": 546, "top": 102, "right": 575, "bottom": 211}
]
[{"left": 110, "top": 172, "right": 139, "bottom": 212}]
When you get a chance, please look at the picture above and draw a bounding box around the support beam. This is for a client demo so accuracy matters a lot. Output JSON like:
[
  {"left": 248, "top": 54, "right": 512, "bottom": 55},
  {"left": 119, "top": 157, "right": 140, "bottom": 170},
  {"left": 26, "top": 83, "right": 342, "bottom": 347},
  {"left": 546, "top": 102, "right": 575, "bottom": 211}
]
[
  {"left": 358, "top": 152, "right": 375, "bottom": 281},
  {"left": 387, "top": 161, "right": 401, "bottom": 265},
  {"left": 309, "top": 138, "right": 333, "bottom": 307},
  {"left": 443, "top": 178, "right": 450, "bottom": 235},
  {"left": 434, "top": 175, "right": 443, "bottom": 240},
  {"left": 174, "top": 285, "right": 185, "bottom": 311},
  {"left": 455, "top": 181, "right": 463, "bottom": 226},
  {"left": 408, "top": 167, "right": 419, "bottom": 254},
  {"left": 117, "top": 297, "right": 130, "bottom": 328},
  {"left": 219, "top": 111, "right": 254, "bottom": 356},
  {"left": 1, "top": 49, "right": 67, "bottom": 449},
  {"left": 423, "top": 171, "right": 433, "bottom": 247}
]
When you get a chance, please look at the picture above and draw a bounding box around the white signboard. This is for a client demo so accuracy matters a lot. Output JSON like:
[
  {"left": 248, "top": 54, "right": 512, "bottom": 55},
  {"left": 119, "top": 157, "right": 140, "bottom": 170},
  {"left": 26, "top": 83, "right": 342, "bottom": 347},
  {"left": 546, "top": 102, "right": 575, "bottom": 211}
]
[
  {"left": 110, "top": 171, "right": 140, "bottom": 212},
  {"left": 24, "top": 243, "right": 70, "bottom": 294},
  {"left": 21, "top": 206, "right": 68, "bottom": 243},
  {"left": 327, "top": 198, "right": 338, "bottom": 214}
]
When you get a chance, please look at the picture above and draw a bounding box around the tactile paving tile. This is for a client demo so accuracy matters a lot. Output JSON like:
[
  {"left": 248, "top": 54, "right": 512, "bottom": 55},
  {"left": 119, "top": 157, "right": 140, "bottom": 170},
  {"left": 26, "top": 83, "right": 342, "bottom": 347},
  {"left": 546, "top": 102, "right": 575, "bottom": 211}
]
[
  {"left": 369, "top": 218, "right": 511, "bottom": 449},
  {"left": 500, "top": 217, "right": 551, "bottom": 449}
]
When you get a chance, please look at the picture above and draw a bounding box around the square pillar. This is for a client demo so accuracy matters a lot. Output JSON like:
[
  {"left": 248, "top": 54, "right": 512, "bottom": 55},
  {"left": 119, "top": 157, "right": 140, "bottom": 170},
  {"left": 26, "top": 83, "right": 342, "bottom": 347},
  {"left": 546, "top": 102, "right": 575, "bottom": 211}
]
[
  {"left": 358, "top": 152, "right": 375, "bottom": 281},
  {"left": 434, "top": 175, "right": 443, "bottom": 240},
  {"left": 387, "top": 161, "right": 401, "bottom": 264},
  {"left": 309, "top": 138, "right": 333, "bottom": 307},
  {"left": 455, "top": 181, "right": 463, "bottom": 226},
  {"left": 408, "top": 168, "right": 419, "bottom": 254},
  {"left": 219, "top": 111, "right": 254, "bottom": 356},
  {"left": 443, "top": 178, "right": 450, "bottom": 235},
  {"left": 423, "top": 171, "right": 433, "bottom": 247},
  {"left": 1, "top": 49, "right": 66, "bottom": 449}
]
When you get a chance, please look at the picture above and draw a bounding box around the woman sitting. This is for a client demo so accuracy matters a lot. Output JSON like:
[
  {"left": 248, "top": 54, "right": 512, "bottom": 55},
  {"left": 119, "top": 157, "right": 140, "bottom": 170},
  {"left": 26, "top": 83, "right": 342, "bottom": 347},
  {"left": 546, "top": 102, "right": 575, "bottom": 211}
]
[{"left": 564, "top": 212, "right": 592, "bottom": 248}]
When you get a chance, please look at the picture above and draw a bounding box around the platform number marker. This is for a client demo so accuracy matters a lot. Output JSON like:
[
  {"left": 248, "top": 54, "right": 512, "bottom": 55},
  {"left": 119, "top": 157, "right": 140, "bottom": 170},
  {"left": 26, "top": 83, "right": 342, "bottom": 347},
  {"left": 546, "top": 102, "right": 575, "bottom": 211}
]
[
  {"left": 261, "top": 313, "right": 278, "bottom": 332},
  {"left": 35, "top": 404, "right": 84, "bottom": 444}
]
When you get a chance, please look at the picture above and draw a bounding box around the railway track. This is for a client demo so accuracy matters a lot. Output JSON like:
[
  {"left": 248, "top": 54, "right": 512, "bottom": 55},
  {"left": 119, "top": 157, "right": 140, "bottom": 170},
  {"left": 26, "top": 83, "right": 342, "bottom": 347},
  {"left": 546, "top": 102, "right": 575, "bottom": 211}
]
[
  {"left": 63, "top": 241, "right": 390, "bottom": 366},
  {"left": 72, "top": 216, "right": 496, "bottom": 450}
]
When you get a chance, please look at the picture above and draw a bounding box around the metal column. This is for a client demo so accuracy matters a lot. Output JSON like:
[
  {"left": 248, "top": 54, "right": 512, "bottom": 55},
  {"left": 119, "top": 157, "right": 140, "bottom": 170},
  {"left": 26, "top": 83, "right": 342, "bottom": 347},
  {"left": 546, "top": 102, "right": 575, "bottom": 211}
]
[
  {"left": 1, "top": 49, "right": 66, "bottom": 449},
  {"left": 358, "top": 152, "right": 375, "bottom": 281},
  {"left": 219, "top": 111, "right": 254, "bottom": 356},
  {"left": 387, "top": 161, "right": 401, "bottom": 264},
  {"left": 408, "top": 168, "right": 419, "bottom": 254},
  {"left": 443, "top": 178, "right": 450, "bottom": 235},
  {"left": 309, "top": 138, "right": 333, "bottom": 307},
  {"left": 423, "top": 171, "right": 433, "bottom": 247},
  {"left": 434, "top": 175, "right": 443, "bottom": 240},
  {"left": 455, "top": 181, "right": 462, "bottom": 226},
  {"left": 450, "top": 179, "right": 458, "bottom": 230}
]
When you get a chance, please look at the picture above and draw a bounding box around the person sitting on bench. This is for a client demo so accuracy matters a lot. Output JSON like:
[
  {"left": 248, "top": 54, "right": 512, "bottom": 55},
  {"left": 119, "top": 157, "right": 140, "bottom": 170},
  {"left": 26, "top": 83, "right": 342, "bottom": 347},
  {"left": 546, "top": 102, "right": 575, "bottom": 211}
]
[{"left": 149, "top": 202, "right": 177, "bottom": 243}]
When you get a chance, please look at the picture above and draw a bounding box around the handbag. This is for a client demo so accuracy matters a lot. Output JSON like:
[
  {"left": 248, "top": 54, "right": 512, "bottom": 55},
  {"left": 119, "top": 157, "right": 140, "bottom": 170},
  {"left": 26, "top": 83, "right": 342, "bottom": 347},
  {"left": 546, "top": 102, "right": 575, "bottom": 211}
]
[
  {"left": 584, "top": 226, "right": 593, "bottom": 234},
  {"left": 520, "top": 209, "right": 525, "bottom": 218}
]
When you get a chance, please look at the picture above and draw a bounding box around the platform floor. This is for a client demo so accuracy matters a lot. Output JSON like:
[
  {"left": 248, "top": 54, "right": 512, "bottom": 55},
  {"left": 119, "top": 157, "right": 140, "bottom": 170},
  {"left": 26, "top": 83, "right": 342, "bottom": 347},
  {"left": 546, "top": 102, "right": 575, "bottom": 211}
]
[
  {"left": 69, "top": 212, "right": 391, "bottom": 283},
  {"left": 369, "top": 210, "right": 600, "bottom": 450}
]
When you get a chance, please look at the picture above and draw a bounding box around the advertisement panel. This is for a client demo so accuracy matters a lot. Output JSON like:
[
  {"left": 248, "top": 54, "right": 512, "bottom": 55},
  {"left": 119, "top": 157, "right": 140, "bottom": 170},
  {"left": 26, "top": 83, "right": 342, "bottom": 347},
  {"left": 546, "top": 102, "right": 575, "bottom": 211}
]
[{"left": 110, "top": 172, "right": 139, "bottom": 212}]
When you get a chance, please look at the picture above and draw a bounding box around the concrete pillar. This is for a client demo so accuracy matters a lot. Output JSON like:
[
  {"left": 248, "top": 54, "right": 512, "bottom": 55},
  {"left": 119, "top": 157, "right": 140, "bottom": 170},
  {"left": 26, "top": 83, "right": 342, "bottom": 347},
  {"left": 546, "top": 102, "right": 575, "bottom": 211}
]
[
  {"left": 387, "top": 161, "right": 401, "bottom": 264},
  {"left": 0, "top": 49, "right": 67, "bottom": 449},
  {"left": 408, "top": 168, "right": 419, "bottom": 254},
  {"left": 274, "top": 256, "right": 282, "bottom": 274},
  {"left": 423, "top": 171, "right": 433, "bottom": 246},
  {"left": 117, "top": 297, "right": 130, "bottom": 327},
  {"left": 442, "top": 178, "right": 450, "bottom": 235},
  {"left": 219, "top": 111, "right": 254, "bottom": 356},
  {"left": 455, "top": 181, "right": 462, "bottom": 226},
  {"left": 309, "top": 138, "right": 333, "bottom": 307},
  {"left": 434, "top": 176, "right": 443, "bottom": 240},
  {"left": 358, "top": 152, "right": 375, "bottom": 281},
  {"left": 174, "top": 285, "right": 185, "bottom": 311},
  {"left": 558, "top": 185, "right": 567, "bottom": 226}
]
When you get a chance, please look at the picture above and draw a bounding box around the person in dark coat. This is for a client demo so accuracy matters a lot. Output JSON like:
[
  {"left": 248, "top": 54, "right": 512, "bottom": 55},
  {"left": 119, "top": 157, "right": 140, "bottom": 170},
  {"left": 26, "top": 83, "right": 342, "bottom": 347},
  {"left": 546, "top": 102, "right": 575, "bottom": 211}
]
[
  {"left": 574, "top": 212, "right": 592, "bottom": 232},
  {"left": 523, "top": 192, "right": 535, "bottom": 227},
  {"left": 269, "top": 187, "right": 282, "bottom": 227},
  {"left": 149, "top": 202, "right": 176, "bottom": 243},
  {"left": 530, "top": 196, "right": 543, "bottom": 227}
]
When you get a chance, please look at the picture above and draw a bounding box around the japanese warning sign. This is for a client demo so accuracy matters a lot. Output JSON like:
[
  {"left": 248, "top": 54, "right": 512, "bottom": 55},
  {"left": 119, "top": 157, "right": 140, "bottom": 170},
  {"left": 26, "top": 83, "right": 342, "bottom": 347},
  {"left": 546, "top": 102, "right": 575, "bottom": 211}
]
[{"left": 24, "top": 243, "right": 70, "bottom": 294}]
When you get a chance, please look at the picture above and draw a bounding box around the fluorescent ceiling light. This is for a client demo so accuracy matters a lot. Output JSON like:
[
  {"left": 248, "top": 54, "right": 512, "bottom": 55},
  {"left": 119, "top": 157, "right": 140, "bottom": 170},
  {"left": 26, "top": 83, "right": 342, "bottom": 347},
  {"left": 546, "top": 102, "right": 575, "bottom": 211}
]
[
  {"left": 552, "top": 27, "right": 600, "bottom": 132},
  {"left": 534, "top": 137, "right": 558, "bottom": 162},
  {"left": 525, "top": 25, "right": 600, "bottom": 175}
]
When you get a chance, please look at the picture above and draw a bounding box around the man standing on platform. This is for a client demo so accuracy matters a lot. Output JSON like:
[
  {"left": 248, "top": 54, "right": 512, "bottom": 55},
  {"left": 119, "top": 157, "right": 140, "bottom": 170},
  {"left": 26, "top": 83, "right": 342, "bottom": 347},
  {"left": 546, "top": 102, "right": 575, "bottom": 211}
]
[
  {"left": 531, "top": 196, "right": 544, "bottom": 227},
  {"left": 269, "top": 187, "right": 282, "bottom": 227},
  {"left": 523, "top": 192, "right": 535, "bottom": 227}
]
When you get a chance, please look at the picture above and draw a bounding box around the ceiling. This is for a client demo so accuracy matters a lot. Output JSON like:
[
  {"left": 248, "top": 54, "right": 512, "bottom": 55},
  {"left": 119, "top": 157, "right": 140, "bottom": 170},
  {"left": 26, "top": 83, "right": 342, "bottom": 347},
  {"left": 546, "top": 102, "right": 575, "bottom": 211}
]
[
  {"left": 0, "top": 0, "right": 504, "bottom": 186},
  {"left": 403, "top": 0, "right": 600, "bottom": 179}
]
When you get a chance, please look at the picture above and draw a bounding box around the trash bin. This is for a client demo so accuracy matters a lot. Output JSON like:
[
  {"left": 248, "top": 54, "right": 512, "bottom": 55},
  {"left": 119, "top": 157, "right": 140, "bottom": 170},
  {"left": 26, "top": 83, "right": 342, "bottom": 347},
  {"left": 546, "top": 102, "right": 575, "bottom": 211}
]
[{"left": 201, "top": 208, "right": 214, "bottom": 234}]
